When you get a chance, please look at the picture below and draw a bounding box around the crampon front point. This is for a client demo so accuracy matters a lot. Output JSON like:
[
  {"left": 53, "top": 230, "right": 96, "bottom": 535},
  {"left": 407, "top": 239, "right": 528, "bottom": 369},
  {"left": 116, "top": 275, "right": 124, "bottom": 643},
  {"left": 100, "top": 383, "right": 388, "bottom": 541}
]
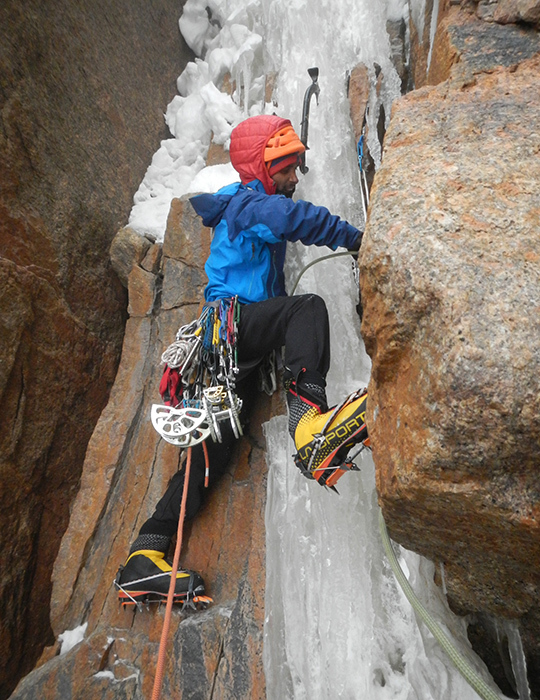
[{"left": 295, "top": 438, "right": 370, "bottom": 489}]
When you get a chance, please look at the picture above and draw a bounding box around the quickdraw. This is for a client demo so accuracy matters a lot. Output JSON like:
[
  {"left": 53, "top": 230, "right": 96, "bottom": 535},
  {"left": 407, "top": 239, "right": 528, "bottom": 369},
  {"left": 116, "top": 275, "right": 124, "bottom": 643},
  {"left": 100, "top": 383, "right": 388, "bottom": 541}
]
[
  {"left": 151, "top": 297, "right": 243, "bottom": 448},
  {"left": 357, "top": 133, "right": 370, "bottom": 222}
]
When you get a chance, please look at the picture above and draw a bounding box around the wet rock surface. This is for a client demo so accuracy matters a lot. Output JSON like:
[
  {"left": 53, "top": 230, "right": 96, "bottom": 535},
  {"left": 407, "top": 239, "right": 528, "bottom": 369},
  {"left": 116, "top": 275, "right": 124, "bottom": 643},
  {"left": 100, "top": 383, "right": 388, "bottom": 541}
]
[
  {"left": 474, "top": 0, "right": 540, "bottom": 25},
  {"left": 442, "top": 14, "right": 540, "bottom": 81}
]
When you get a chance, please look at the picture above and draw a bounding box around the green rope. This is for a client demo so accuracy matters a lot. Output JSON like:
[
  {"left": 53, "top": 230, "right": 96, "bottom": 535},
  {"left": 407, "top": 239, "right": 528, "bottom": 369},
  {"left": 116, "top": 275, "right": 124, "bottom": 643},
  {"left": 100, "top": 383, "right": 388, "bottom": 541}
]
[
  {"left": 379, "top": 510, "right": 503, "bottom": 700},
  {"left": 290, "top": 250, "right": 354, "bottom": 295}
]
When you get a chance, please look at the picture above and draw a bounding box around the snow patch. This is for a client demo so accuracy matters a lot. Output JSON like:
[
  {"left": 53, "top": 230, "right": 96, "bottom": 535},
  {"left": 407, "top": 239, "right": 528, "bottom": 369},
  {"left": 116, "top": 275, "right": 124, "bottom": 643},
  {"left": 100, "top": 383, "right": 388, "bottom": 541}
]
[
  {"left": 186, "top": 163, "right": 239, "bottom": 194},
  {"left": 93, "top": 670, "right": 140, "bottom": 684},
  {"left": 94, "top": 670, "right": 115, "bottom": 680},
  {"left": 58, "top": 622, "right": 88, "bottom": 655},
  {"left": 128, "top": 2, "right": 266, "bottom": 242},
  {"left": 179, "top": 0, "right": 221, "bottom": 56}
]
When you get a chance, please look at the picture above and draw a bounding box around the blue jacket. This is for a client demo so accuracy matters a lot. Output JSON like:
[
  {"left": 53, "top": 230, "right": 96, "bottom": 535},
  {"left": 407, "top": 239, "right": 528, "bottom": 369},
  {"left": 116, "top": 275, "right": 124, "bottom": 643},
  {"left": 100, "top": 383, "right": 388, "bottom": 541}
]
[{"left": 190, "top": 179, "right": 360, "bottom": 304}]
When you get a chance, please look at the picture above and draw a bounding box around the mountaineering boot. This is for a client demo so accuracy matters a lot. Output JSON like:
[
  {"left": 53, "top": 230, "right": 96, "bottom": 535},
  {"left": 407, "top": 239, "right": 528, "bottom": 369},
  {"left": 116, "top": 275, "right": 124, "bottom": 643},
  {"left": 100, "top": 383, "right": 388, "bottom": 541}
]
[
  {"left": 292, "top": 388, "right": 370, "bottom": 488},
  {"left": 284, "top": 368, "right": 329, "bottom": 438},
  {"left": 115, "top": 534, "right": 209, "bottom": 607}
]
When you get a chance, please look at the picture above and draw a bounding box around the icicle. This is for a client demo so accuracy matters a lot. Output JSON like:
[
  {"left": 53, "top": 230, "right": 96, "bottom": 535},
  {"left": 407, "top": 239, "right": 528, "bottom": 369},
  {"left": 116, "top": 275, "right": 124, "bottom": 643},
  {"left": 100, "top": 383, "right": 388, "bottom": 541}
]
[
  {"left": 426, "top": 0, "right": 440, "bottom": 73},
  {"left": 503, "top": 620, "right": 531, "bottom": 700},
  {"left": 440, "top": 561, "right": 447, "bottom": 596}
]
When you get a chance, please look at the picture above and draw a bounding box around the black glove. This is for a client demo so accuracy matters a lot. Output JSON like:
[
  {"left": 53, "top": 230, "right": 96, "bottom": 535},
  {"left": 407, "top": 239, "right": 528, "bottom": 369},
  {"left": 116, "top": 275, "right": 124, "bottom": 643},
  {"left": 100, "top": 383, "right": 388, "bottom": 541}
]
[{"left": 348, "top": 231, "right": 363, "bottom": 259}]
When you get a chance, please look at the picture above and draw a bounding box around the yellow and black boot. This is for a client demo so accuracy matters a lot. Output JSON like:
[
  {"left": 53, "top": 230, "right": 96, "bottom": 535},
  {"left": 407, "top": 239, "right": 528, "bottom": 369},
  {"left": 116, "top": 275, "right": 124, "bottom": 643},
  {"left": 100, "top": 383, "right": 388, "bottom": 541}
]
[
  {"left": 285, "top": 369, "right": 328, "bottom": 436},
  {"left": 291, "top": 387, "right": 369, "bottom": 488},
  {"left": 115, "top": 534, "right": 207, "bottom": 607}
]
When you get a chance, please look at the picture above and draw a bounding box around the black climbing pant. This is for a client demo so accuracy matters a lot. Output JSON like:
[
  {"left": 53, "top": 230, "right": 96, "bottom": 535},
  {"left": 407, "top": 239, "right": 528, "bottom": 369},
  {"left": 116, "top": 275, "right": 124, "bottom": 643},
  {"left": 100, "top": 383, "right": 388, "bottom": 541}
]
[
  {"left": 139, "top": 293, "right": 330, "bottom": 539},
  {"left": 237, "top": 293, "right": 330, "bottom": 380}
]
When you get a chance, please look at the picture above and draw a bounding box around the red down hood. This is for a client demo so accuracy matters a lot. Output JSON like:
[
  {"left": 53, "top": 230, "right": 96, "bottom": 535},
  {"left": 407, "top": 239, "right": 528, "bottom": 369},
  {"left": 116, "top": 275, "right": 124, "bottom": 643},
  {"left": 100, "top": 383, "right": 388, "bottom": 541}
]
[{"left": 229, "top": 115, "right": 292, "bottom": 195}]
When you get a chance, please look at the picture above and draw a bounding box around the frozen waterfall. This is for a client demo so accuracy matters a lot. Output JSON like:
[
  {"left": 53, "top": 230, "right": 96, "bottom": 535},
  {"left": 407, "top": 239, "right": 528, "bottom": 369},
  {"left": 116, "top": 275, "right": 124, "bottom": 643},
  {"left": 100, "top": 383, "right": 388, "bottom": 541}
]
[{"left": 226, "top": 1, "right": 503, "bottom": 698}]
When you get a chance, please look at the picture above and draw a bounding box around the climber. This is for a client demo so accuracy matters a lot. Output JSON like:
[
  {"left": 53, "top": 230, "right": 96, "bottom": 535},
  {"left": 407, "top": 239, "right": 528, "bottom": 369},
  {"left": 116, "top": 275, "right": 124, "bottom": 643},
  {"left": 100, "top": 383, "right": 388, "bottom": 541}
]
[{"left": 116, "top": 114, "right": 369, "bottom": 606}]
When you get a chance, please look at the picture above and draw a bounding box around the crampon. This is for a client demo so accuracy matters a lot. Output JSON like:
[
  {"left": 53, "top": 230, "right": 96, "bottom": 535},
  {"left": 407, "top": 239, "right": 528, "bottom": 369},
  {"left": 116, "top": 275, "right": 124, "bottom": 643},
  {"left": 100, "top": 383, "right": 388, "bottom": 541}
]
[
  {"left": 295, "top": 440, "right": 369, "bottom": 490},
  {"left": 114, "top": 566, "right": 213, "bottom": 612}
]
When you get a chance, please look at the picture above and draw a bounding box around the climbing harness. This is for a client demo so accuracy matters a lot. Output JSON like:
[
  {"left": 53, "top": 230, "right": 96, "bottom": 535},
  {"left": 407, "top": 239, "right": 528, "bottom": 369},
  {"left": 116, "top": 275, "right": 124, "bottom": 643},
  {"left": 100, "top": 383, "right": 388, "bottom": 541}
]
[
  {"left": 299, "top": 67, "right": 320, "bottom": 174},
  {"left": 151, "top": 297, "right": 243, "bottom": 448},
  {"left": 379, "top": 511, "right": 503, "bottom": 700}
]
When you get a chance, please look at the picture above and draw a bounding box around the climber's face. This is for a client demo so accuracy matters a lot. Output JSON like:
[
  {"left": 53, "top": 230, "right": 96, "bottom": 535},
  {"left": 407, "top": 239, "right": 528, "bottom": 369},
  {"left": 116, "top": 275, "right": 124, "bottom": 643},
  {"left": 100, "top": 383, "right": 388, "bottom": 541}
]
[{"left": 271, "top": 162, "right": 299, "bottom": 198}]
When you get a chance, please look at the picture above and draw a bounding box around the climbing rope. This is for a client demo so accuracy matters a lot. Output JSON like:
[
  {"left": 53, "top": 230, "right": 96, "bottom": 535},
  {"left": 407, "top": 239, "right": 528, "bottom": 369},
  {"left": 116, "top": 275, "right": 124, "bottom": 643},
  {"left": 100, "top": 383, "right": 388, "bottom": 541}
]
[
  {"left": 161, "top": 337, "right": 194, "bottom": 369},
  {"left": 150, "top": 445, "right": 211, "bottom": 700},
  {"left": 379, "top": 510, "right": 503, "bottom": 700},
  {"left": 291, "top": 250, "right": 357, "bottom": 295}
]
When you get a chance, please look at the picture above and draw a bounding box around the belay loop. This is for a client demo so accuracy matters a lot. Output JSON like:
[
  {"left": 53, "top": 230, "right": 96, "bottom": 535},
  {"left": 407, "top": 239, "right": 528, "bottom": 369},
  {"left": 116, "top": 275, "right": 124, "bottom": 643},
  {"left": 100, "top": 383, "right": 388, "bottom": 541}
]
[{"left": 151, "top": 297, "right": 243, "bottom": 448}]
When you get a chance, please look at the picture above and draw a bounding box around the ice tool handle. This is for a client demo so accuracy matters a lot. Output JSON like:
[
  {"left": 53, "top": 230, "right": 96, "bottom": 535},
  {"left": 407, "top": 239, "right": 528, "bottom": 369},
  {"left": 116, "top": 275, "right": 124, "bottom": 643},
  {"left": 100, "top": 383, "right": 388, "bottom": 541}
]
[{"left": 300, "top": 67, "right": 320, "bottom": 175}]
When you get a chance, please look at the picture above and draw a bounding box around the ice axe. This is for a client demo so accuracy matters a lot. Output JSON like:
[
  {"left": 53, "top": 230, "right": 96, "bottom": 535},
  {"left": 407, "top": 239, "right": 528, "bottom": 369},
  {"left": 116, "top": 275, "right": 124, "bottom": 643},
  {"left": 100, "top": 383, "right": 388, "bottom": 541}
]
[{"left": 299, "top": 67, "right": 320, "bottom": 174}]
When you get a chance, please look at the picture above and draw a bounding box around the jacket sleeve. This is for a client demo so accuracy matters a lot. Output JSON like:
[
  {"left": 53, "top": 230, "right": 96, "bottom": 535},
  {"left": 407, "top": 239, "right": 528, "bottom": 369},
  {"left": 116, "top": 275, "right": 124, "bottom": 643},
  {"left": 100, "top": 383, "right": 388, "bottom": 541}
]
[{"left": 231, "top": 191, "right": 361, "bottom": 250}]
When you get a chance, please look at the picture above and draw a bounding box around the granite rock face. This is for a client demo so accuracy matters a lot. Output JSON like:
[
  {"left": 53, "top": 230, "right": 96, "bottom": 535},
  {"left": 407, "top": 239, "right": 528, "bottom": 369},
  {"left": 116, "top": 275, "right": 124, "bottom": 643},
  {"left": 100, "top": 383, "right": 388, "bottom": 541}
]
[
  {"left": 410, "top": 0, "right": 540, "bottom": 88},
  {"left": 0, "top": 1, "right": 193, "bottom": 696},
  {"left": 494, "top": 0, "right": 540, "bottom": 24},
  {"left": 472, "top": 0, "right": 540, "bottom": 26},
  {"left": 10, "top": 198, "right": 277, "bottom": 700},
  {"left": 362, "top": 6, "right": 540, "bottom": 689}
]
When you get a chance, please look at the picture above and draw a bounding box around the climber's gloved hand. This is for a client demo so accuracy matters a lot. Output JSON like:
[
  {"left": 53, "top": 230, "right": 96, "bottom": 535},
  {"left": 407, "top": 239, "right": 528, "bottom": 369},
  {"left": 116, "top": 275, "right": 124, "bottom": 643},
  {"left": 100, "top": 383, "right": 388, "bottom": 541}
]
[{"left": 348, "top": 231, "right": 363, "bottom": 260}]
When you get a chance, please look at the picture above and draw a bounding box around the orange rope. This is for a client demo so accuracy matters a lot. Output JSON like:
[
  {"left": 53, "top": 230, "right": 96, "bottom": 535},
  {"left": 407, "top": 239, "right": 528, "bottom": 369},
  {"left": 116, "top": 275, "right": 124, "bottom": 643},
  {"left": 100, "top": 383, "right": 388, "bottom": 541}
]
[
  {"left": 203, "top": 440, "right": 209, "bottom": 487},
  {"left": 150, "top": 447, "right": 193, "bottom": 700}
]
